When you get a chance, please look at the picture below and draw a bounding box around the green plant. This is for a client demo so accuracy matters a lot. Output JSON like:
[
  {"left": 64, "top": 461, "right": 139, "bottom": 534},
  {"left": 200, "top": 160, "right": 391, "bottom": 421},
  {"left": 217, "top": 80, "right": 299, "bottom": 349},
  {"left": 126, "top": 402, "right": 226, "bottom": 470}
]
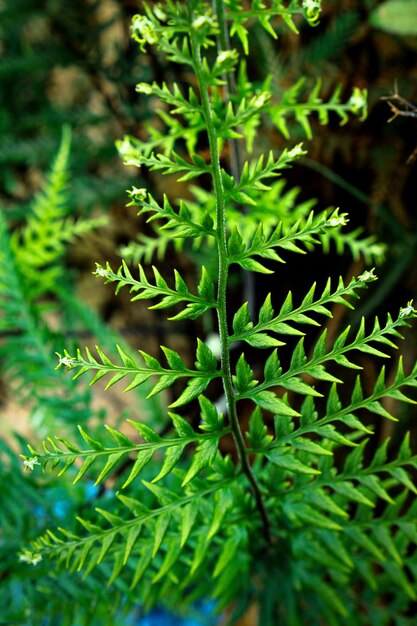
[
  {"left": 0, "top": 436, "right": 132, "bottom": 626},
  {"left": 19, "top": 1, "right": 417, "bottom": 624},
  {"left": 0, "top": 127, "right": 106, "bottom": 427},
  {"left": 0, "top": 131, "right": 165, "bottom": 625}
]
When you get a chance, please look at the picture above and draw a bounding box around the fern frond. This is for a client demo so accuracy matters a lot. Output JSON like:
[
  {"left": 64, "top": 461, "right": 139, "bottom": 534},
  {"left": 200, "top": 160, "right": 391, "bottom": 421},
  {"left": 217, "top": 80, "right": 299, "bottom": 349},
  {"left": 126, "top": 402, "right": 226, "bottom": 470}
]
[
  {"left": 119, "top": 232, "right": 172, "bottom": 265},
  {"left": 125, "top": 187, "right": 216, "bottom": 240},
  {"left": 10, "top": 128, "right": 107, "bottom": 297},
  {"left": 19, "top": 1, "right": 417, "bottom": 622},
  {"left": 320, "top": 225, "right": 386, "bottom": 264},
  {"left": 117, "top": 108, "right": 203, "bottom": 157},
  {"left": 121, "top": 144, "right": 210, "bottom": 180},
  {"left": 227, "top": 209, "right": 348, "bottom": 273},
  {"left": 136, "top": 81, "right": 204, "bottom": 119},
  {"left": 25, "top": 411, "right": 229, "bottom": 488},
  {"left": 230, "top": 272, "right": 374, "bottom": 347},
  {"left": 214, "top": 90, "right": 271, "bottom": 140},
  {"left": 270, "top": 79, "right": 367, "bottom": 139},
  {"left": 259, "top": 358, "right": 417, "bottom": 467},
  {"left": 58, "top": 340, "right": 220, "bottom": 405},
  {"left": 239, "top": 306, "right": 416, "bottom": 407},
  {"left": 211, "top": 179, "right": 384, "bottom": 266},
  {"left": 226, "top": 0, "right": 322, "bottom": 54},
  {"left": 94, "top": 260, "right": 216, "bottom": 320},
  {"left": 224, "top": 145, "right": 306, "bottom": 205},
  {"left": 262, "top": 434, "right": 417, "bottom": 609},
  {"left": 28, "top": 474, "right": 239, "bottom": 591},
  {"left": 0, "top": 210, "right": 91, "bottom": 420}
]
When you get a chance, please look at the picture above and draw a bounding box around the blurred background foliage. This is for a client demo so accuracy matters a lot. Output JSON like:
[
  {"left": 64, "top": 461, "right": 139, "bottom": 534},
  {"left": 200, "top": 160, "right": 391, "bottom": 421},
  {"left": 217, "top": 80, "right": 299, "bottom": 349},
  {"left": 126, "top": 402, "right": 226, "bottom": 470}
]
[{"left": 1, "top": 0, "right": 417, "bottom": 624}]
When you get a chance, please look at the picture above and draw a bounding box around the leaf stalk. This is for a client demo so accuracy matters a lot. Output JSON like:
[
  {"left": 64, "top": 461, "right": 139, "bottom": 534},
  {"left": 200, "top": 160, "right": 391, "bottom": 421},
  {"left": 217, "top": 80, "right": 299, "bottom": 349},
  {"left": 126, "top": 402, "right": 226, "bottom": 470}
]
[{"left": 189, "top": 8, "right": 271, "bottom": 542}]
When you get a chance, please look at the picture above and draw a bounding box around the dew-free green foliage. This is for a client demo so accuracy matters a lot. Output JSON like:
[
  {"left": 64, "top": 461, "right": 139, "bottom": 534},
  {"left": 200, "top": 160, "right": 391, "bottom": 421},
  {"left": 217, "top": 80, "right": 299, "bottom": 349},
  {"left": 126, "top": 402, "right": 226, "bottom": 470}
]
[
  {"left": 0, "top": 133, "right": 158, "bottom": 625},
  {"left": 0, "top": 128, "right": 107, "bottom": 425},
  {"left": 0, "top": 128, "right": 162, "bottom": 429},
  {"left": 20, "top": 1, "right": 417, "bottom": 624},
  {"left": 0, "top": 437, "right": 134, "bottom": 626}
]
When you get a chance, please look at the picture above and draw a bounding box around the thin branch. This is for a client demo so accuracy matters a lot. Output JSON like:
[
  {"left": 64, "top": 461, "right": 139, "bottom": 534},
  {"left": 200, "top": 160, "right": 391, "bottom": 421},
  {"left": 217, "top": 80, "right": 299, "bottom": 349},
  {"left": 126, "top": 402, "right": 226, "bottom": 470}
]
[{"left": 382, "top": 84, "right": 417, "bottom": 123}]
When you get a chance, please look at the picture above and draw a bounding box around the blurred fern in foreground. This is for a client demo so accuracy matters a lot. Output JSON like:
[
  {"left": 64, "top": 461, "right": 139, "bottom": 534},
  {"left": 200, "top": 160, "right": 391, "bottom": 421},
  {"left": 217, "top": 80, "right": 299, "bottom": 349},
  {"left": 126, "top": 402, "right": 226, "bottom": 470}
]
[
  {"left": 0, "top": 129, "right": 107, "bottom": 426},
  {"left": 17, "top": 1, "right": 417, "bottom": 624},
  {"left": 0, "top": 132, "right": 139, "bottom": 625}
]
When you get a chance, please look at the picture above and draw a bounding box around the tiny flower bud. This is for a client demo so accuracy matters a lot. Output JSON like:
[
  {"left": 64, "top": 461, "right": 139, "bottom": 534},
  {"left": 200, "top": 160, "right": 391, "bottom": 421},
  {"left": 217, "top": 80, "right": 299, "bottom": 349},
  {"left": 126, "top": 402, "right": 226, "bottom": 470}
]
[
  {"left": 127, "top": 187, "right": 148, "bottom": 203},
  {"left": 253, "top": 92, "right": 269, "bottom": 108},
  {"left": 58, "top": 356, "right": 75, "bottom": 367},
  {"left": 192, "top": 15, "right": 211, "bottom": 30},
  {"left": 153, "top": 4, "right": 167, "bottom": 21},
  {"left": 326, "top": 214, "right": 349, "bottom": 228},
  {"left": 23, "top": 457, "right": 40, "bottom": 472},
  {"left": 358, "top": 269, "right": 377, "bottom": 283},
  {"left": 136, "top": 83, "right": 153, "bottom": 95},
  {"left": 19, "top": 551, "right": 42, "bottom": 565},
  {"left": 131, "top": 15, "right": 158, "bottom": 50},
  {"left": 399, "top": 301, "right": 415, "bottom": 318},
  {"left": 217, "top": 50, "right": 236, "bottom": 64},
  {"left": 303, "top": 0, "right": 321, "bottom": 20},
  {"left": 94, "top": 265, "right": 110, "bottom": 279},
  {"left": 214, "top": 49, "right": 239, "bottom": 73},
  {"left": 348, "top": 88, "right": 368, "bottom": 120},
  {"left": 287, "top": 143, "right": 305, "bottom": 159}
]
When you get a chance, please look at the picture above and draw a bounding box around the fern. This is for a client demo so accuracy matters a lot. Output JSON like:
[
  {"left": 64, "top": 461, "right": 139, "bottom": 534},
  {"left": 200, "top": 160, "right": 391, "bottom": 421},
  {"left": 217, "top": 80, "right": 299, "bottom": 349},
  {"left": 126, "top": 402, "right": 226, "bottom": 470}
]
[
  {"left": 270, "top": 79, "right": 367, "bottom": 140},
  {"left": 10, "top": 127, "right": 106, "bottom": 294},
  {"left": 1, "top": 132, "right": 168, "bottom": 624},
  {"left": 0, "top": 437, "right": 128, "bottom": 626},
  {"left": 123, "top": 166, "right": 385, "bottom": 267},
  {"left": 0, "top": 131, "right": 110, "bottom": 428},
  {"left": 1, "top": 129, "right": 167, "bottom": 432},
  {"left": 19, "top": 1, "right": 417, "bottom": 624},
  {"left": 0, "top": 208, "right": 90, "bottom": 423}
]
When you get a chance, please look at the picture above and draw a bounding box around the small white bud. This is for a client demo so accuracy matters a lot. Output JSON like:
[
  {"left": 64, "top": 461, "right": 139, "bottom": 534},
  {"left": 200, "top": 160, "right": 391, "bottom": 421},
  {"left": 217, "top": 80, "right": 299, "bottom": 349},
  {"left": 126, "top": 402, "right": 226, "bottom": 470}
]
[
  {"left": 136, "top": 82, "right": 153, "bottom": 95},
  {"left": 399, "top": 301, "right": 415, "bottom": 318},
  {"left": 215, "top": 50, "right": 238, "bottom": 72},
  {"left": 128, "top": 187, "right": 147, "bottom": 202},
  {"left": 19, "top": 551, "right": 42, "bottom": 566},
  {"left": 58, "top": 356, "right": 75, "bottom": 367},
  {"left": 192, "top": 15, "right": 212, "bottom": 30},
  {"left": 358, "top": 269, "right": 377, "bottom": 283},
  {"left": 349, "top": 87, "right": 368, "bottom": 114},
  {"left": 326, "top": 214, "right": 349, "bottom": 228},
  {"left": 217, "top": 50, "right": 235, "bottom": 64},
  {"left": 94, "top": 265, "right": 110, "bottom": 279},
  {"left": 23, "top": 457, "right": 40, "bottom": 472},
  {"left": 303, "top": 0, "right": 321, "bottom": 18},
  {"left": 286, "top": 143, "right": 305, "bottom": 159},
  {"left": 253, "top": 92, "right": 269, "bottom": 108},
  {"left": 153, "top": 4, "right": 167, "bottom": 21},
  {"left": 116, "top": 139, "right": 141, "bottom": 168},
  {"left": 131, "top": 15, "right": 158, "bottom": 49}
]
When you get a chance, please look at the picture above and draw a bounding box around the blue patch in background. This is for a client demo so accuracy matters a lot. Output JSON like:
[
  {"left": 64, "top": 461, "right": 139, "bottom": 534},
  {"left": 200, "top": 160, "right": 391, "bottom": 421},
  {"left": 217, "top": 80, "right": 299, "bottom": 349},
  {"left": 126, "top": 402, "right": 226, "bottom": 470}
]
[{"left": 133, "top": 600, "right": 220, "bottom": 626}]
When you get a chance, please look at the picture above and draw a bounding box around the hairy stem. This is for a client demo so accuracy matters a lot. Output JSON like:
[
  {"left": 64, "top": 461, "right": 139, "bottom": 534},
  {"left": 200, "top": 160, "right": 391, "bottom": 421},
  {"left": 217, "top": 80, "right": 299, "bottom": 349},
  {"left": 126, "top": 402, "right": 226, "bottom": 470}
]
[
  {"left": 212, "top": 0, "right": 242, "bottom": 183},
  {"left": 189, "top": 13, "right": 271, "bottom": 542},
  {"left": 212, "top": 0, "right": 256, "bottom": 315}
]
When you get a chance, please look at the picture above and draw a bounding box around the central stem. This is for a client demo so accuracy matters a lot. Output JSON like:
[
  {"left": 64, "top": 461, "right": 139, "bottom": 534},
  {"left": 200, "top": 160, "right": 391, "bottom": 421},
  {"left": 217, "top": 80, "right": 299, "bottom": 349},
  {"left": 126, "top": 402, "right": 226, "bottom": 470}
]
[
  {"left": 189, "top": 13, "right": 271, "bottom": 542},
  {"left": 213, "top": 0, "right": 256, "bottom": 315}
]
